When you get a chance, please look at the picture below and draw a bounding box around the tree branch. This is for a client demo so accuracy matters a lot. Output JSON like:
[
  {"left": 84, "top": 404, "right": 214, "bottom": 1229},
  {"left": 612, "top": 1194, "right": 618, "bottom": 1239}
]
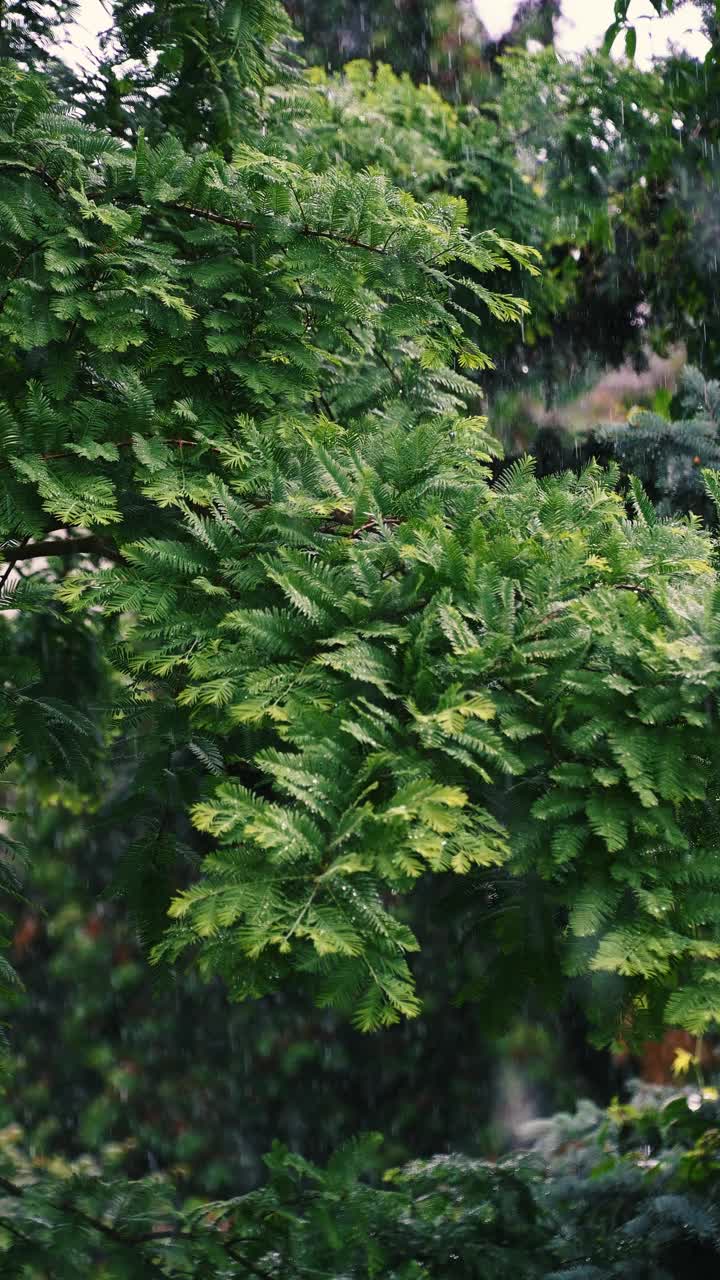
[
  {"left": 0, "top": 1172, "right": 176, "bottom": 1274},
  {"left": 0, "top": 1175, "right": 23, "bottom": 1198},
  {"left": 0, "top": 537, "right": 30, "bottom": 591},
  {"left": 0, "top": 536, "right": 125, "bottom": 566},
  {"left": 529, "top": 581, "right": 658, "bottom": 634},
  {"left": 0, "top": 243, "right": 47, "bottom": 316},
  {"left": 223, "top": 1241, "right": 274, "bottom": 1278},
  {"left": 164, "top": 202, "right": 389, "bottom": 255},
  {"left": 0, "top": 160, "right": 61, "bottom": 194}
]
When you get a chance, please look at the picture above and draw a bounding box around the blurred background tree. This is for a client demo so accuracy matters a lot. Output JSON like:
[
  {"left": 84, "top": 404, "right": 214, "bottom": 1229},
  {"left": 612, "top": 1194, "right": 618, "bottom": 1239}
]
[{"left": 0, "top": 0, "right": 77, "bottom": 66}]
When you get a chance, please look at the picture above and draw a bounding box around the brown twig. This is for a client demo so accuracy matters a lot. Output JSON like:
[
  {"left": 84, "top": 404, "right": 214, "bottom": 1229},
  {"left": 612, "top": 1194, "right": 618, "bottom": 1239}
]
[
  {"left": 164, "top": 201, "right": 389, "bottom": 255},
  {"left": 529, "top": 582, "right": 658, "bottom": 634},
  {"left": 351, "top": 516, "right": 402, "bottom": 539}
]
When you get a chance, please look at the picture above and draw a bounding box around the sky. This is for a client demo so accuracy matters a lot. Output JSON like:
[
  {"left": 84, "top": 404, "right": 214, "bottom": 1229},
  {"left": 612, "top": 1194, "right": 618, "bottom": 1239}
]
[
  {"left": 63, "top": 0, "right": 711, "bottom": 70},
  {"left": 476, "top": 0, "right": 710, "bottom": 63}
]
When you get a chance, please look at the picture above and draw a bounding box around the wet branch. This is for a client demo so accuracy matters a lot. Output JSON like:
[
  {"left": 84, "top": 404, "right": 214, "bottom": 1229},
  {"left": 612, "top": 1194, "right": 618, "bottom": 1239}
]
[{"left": 0, "top": 536, "right": 125, "bottom": 566}]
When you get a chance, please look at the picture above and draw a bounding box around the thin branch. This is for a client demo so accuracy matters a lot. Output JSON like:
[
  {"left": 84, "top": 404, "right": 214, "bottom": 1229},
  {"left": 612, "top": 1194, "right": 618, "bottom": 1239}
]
[
  {"left": 121, "top": 1227, "right": 181, "bottom": 1243},
  {"left": 0, "top": 1215, "right": 36, "bottom": 1243},
  {"left": 0, "top": 536, "right": 125, "bottom": 567},
  {"left": 58, "top": 1204, "right": 173, "bottom": 1279},
  {"left": 0, "top": 161, "right": 395, "bottom": 258},
  {"left": 0, "top": 536, "right": 30, "bottom": 590},
  {"left": 0, "top": 1170, "right": 251, "bottom": 1273},
  {"left": 613, "top": 581, "right": 656, "bottom": 600},
  {"left": 2, "top": 502, "right": 372, "bottom": 570},
  {"left": 223, "top": 1241, "right": 274, "bottom": 1279},
  {"left": 342, "top": 324, "right": 402, "bottom": 388},
  {"left": 0, "top": 1175, "right": 23, "bottom": 1198},
  {"left": 0, "top": 1213, "right": 59, "bottom": 1279},
  {"left": 0, "top": 436, "right": 198, "bottom": 474},
  {"left": 164, "top": 202, "right": 389, "bottom": 256},
  {"left": 0, "top": 243, "right": 47, "bottom": 316},
  {"left": 0, "top": 160, "right": 61, "bottom": 194},
  {"left": 529, "top": 582, "right": 658, "bottom": 634},
  {"left": 351, "top": 515, "right": 401, "bottom": 539},
  {"left": 374, "top": 343, "right": 403, "bottom": 388}
]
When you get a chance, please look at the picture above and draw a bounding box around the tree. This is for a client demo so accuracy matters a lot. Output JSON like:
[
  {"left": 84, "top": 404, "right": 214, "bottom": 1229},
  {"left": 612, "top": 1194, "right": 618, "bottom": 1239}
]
[
  {"left": 489, "top": 36, "right": 720, "bottom": 396},
  {"left": 286, "top": 0, "right": 559, "bottom": 98},
  {"left": 5, "top": 47, "right": 720, "bottom": 1045},
  {"left": 0, "top": 13, "right": 581, "bottom": 1198},
  {"left": 286, "top": 0, "right": 438, "bottom": 81},
  {"left": 279, "top": 59, "right": 549, "bottom": 390},
  {"left": 76, "top": 0, "right": 296, "bottom": 150}
]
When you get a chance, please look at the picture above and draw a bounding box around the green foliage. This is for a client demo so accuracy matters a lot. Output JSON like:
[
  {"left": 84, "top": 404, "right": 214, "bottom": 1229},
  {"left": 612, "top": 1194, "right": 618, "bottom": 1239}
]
[
  {"left": 287, "top": 0, "right": 438, "bottom": 82},
  {"left": 88, "top": 0, "right": 296, "bottom": 150},
  {"left": 286, "top": 0, "right": 498, "bottom": 100},
  {"left": 495, "top": 34, "right": 720, "bottom": 384},
  {"left": 591, "top": 366, "right": 720, "bottom": 520},
  {"left": 4, "top": 770, "right": 561, "bottom": 1194},
  {"left": 285, "top": 58, "right": 547, "bottom": 379},
  {"left": 0, "top": 22, "right": 576, "bottom": 1214},
  {"left": 0, "top": 60, "right": 534, "bottom": 1021},
  {"left": 74, "top": 442, "right": 720, "bottom": 1038},
  {"left": 287, "top": 0, "right": 557, "bottom": 102},
  {"left": 0, "top": 61, "right": 529, "bottom": 529},
  {"left": 0, "top": 1125, "right": 545, "bottom": 1277},
  {"left": 5, "top": 56, "right": 720, "bottom": 1039},
  {"left": 3, "top": 1087, "right": 720, "bottom": 1276},
  {"left": 68, "top": 7, "right": 720, "bottom": 396}
]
